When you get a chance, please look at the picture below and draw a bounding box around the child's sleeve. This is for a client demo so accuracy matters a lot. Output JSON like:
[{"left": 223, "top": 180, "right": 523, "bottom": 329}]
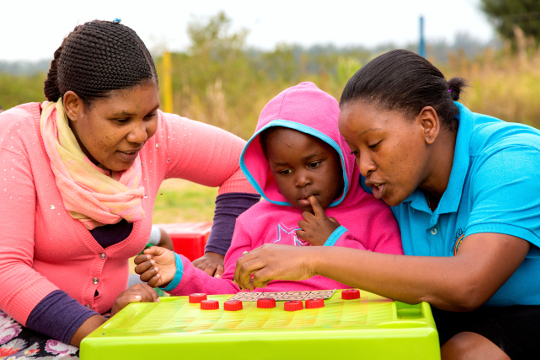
[
  {"left": 323, "top": 226, "right": 367, "bottom": 250},
  {"left": 163, "top": 218, "right": 253, "bottom": 296},
  {"left": 163, "top": 253, "right": 241, "bottom": 296}
]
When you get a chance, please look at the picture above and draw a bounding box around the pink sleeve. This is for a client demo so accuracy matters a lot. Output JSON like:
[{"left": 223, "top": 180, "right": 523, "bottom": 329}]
[
  {"left": 167, "top": 220, "right": 252, "bottom": 296},
  {"left": 167, "top": 255, "right": 240, "bottom": 296},
  {"left": 169, "top": 220, "right": 253, "bottom": 296},
  {"left": 159, "top": 112, "right": 257, "bottom": 195},
  {"left": 0, "top": 150, "right": 58, "bottom": 324},
  {"left": 331, "top": 228, "right": 367, "bottom": 250},
  {"left": 221, "top": 220, "right": 253, "bottom": 280}
]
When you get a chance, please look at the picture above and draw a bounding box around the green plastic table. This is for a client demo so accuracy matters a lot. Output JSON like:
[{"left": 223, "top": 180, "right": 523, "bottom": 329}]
[{"left": 81, "top": 289, "right": 440, "bottom": 360}]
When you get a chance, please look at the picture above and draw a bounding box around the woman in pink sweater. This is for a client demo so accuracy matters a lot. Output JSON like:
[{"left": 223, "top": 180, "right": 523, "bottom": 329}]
[
  {"left": 135, "top": 82, "right": 403, "bottom": 295},
  {"left": 0, "top": 20, "right": 259, "bottom": 356}
]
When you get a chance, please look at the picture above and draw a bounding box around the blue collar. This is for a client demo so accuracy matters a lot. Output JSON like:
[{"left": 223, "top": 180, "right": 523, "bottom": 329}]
[{"left": 403, "top": 102, "right": 473, "bottom": 223}]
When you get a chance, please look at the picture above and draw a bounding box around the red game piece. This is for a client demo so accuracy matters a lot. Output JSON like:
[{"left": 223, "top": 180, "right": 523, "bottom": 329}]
[
  {"left": 189, "top": 293, "right": 207, "bottom": 303},
  {"left": 341, "top": 289, "right": 360, "bottom": 300},
  {"left": 305, "top": 298, "right": 325, "bottom": 309},
  {"left": 224, "top": 300, "right": 243, "bottom": 311},
  {"left": 200, "top": 300, "right": 219, "bottom": 310},
  {"left": 257, "top": 297, "right": 276, "bottom": 308},
  {"left": 284, "top": 300, "right": 303, "bottom": 311}
]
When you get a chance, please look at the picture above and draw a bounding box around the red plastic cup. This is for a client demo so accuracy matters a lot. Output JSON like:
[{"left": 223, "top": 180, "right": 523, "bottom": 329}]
[
  {"left": 341, "top": 289, "right": 361, "bottom": 300},
  {"left": 257, "top": 297, "right": 276, "bottom": 308},
  {"left": 200, "top": 300, "right": 219, "bottom": 310},
  {"left": 284, "top": 300, "right": 304, "bottom": 311},
  {"left": 305, "top": 298, "right": 325, "bottom": 309},
  {"left": 224, "top": 300, "right": 243, "bottom": 311},
  {"left": 189, "top": 293, "right": 207, "bottom": 303}
]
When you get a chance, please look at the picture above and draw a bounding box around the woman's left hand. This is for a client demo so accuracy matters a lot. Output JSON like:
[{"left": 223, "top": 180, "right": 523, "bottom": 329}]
[
  {"left": 234, "top": 244, "right": 316, "bottom": 290},
  {"left": 111, "top": 283, "right": 159, "bottom": 316}
]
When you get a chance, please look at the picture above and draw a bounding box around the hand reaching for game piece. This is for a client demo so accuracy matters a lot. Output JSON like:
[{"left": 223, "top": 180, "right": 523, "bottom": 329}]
[
  {"left": 134, "top": 246, "right": 177, "bottom": 288},
  {"left": 296, "top": 195, "right": 340, "bottom": 246}
]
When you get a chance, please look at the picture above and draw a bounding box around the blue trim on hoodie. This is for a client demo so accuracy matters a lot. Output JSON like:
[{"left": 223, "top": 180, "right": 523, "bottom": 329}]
[
  {"left": 160, "top": 252, "right": 184, "bottom": 292},
  {"left": 324, "top": 226, "right": 348, "bottom": 246},
  {"left": 240, "top": 120, "right": 349, "bottom": 208}
]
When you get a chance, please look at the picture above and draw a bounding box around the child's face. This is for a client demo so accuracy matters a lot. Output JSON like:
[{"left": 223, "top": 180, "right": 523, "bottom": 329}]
[{"left": 266, "top": 128, "right": 344, "bottom": 213}]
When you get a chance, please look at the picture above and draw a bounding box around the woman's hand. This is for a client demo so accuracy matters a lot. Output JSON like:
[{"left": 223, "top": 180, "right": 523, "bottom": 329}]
[
  {"left": 234, "top": 244, "right": 316, "bottom": 290},
  {"left": 111, "top": 283, "right": 160, "bottom": 316},
  {"left": 297, "top": 196, "right": 340, "bottom": 246},
  {"left": 134, "top": 246, "right": 176, "bottom": 288},
  {"left": 192, "top": 252, "right": 225, "bottom": 277}
]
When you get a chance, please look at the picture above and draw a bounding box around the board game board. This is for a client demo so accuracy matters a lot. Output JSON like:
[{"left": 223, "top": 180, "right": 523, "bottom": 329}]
[
  {"left": 228, "top": 289, "right": 335, "bottom": 301},
  {"left": 80, "top": 289, "right": 440, "bottom": 360}
]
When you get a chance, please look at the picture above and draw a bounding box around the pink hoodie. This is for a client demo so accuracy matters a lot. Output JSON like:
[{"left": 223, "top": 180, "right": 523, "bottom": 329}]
[{"left": 166, "top": 82, "right": 403, "bottom": 296}]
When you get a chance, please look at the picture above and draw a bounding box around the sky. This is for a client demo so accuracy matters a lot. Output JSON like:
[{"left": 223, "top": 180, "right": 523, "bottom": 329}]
[{"left": 1, "top": 0, "right": 495, "bottom": 62}]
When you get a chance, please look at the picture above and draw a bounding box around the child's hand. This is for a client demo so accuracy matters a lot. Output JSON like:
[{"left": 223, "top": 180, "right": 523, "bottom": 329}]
[
  {"left": 111, "top": 283, "right": 159, "bottom": 316},
  {"left": 192, "top": 252, "right": 225, "bottom": 278},
  {"left": 297, "top": 195, "right": 340, "bottom": 246},
  {"left": 134, "top": 246, "right": 176, "bottom": 288}
]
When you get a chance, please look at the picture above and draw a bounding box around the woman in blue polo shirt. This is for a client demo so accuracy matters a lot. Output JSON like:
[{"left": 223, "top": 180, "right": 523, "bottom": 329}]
[{"left": 234, "top": 49, "right": 540, "bottom": 360}]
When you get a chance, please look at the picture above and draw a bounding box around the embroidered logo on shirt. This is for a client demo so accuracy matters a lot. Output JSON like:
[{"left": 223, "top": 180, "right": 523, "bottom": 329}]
[
  {"left": 272, "top": 223, "right": 309, "bottom": 246},
  {"left": 452, "top": 228, "right": 465, "bottom": 255}
]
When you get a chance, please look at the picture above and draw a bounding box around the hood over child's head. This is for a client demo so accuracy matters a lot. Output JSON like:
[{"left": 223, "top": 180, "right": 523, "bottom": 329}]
[{"left": 240, "top": 82, "right": 358, "bottom": 211}]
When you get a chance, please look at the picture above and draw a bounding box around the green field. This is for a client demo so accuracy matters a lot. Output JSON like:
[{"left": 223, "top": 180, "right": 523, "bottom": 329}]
[{"left": 153, "top": 179, "right": 218, "bottom": 224}]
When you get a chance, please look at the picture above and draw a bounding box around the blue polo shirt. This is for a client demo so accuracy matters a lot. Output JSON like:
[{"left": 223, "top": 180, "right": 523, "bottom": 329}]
[{"left": 389, "top": 103, "right": 540, "bottom": 306}]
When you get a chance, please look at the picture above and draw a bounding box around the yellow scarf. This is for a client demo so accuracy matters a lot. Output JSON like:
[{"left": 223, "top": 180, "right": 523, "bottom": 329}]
[{"left": 40, "top": 99, "right": 145, "bottom": 230}]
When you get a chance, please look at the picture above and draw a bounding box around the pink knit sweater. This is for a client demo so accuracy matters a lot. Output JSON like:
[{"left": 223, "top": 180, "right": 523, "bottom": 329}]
[{"left": 0, "top": 103, "right": 256, "bottom": 325}]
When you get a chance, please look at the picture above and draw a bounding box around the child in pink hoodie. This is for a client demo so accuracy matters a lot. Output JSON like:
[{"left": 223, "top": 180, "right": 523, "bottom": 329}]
[{"left": 135, "top": 82, "right": 403, "bottom": 294}]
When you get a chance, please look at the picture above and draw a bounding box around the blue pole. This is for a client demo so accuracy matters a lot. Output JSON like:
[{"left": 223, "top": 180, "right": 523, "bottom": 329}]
[{"left": 419, "top": 16, "right": 426, "bottom": 58}]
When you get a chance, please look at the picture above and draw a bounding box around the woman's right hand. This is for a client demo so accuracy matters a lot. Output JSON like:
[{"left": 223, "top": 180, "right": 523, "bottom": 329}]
[
  {"left": 111, "top": 283, "right": 160, "bottom": 316},
  {"left": 234, "top": 244, "right": 316, "bottom": 290},
  {"left": 134, "top": 246, "right": 176, "bottom": 288},
  {"left": 70, "top": 283, "right": 159, "bottom": 346}
]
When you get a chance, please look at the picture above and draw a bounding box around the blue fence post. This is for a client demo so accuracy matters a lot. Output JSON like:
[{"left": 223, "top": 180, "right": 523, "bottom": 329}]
[{"left": 419, "top": 16, "right": 426, "bottom": 58}]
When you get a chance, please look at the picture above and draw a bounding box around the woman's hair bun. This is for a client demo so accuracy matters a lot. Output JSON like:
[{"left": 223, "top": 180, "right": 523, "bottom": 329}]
[{"left": 447, "top": 77, "right": 468, "bottom": 101}]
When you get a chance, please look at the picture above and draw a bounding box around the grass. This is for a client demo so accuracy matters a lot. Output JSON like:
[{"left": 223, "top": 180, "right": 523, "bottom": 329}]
[{"left": 152, "top": 179, "right": 218, "bottom": 224}]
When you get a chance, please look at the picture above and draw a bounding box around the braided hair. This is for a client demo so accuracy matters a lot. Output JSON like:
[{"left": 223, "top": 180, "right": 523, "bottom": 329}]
[
  {"left": 340, "top": 49, "right": 467, "bottom": 132},
  {"left": 44, "top": 20, "right": 158, "bottom": 105}
]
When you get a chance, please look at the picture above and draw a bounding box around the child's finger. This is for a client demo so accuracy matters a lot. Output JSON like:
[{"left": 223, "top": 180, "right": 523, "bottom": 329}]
[
  {"left": 147, "top": 273, "right": 164, "bottom": 288},
  {"left": 308, "top": 195, "right": 325, "bottom": 217},
  {"left": 134, "top": 254, "right": 151, "bottom": 265},
  {"left": 328, "top": 217, "right": 340, "bottom": 227},
  {"left": 134, "top": 259, "right": 155, "bottom": 275},
  {"left": 139, "top": 267, "right": 159, "bottom": 282},
  {"left": 298, "top": 219, "right": 308, "bottom": 230},
  {"left": 296, "top": 229, "right": 308, "bottom": 240}
]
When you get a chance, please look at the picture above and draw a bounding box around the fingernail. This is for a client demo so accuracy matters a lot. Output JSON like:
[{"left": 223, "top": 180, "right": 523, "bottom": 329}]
[
  {"left": 135, "top": 295, "right": 141, "bottom": 300},
  {"left": 215, "top": 275, "right": 221, "bottom": 278}
]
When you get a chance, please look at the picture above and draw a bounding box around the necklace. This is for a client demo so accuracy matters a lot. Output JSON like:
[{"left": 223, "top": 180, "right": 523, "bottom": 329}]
[{"left": 426, "top": 193, "right": 432, "bottom": 210}]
